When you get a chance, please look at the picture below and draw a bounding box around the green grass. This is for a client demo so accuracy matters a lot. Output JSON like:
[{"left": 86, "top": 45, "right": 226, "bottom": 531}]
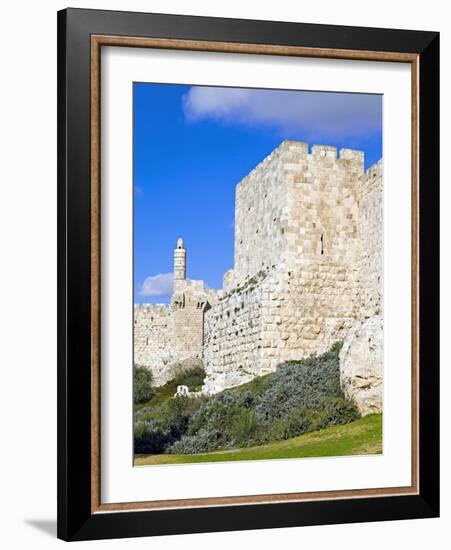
[{"left": 134, "top": 413, "right": 382, "bottom": 466}]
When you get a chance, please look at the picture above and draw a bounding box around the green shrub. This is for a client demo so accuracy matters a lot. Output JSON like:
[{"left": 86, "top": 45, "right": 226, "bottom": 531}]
[
  {"left": 134, "top": 395, "right": 206, "bottom": 454},
  {"left": 167, "top": 428, "right": 220, "bottom": 454},
  {"left": 254, "top": 351, "right": 347, "bottom": 422},
  {"left": 135, "top": 348, "right": 360, "bottom": 456},
  {"left": 165, "top": 392, "right": 258, "bottom": 454},
  {"left": 264, "top": 407, "right": 332, "bottom": 442},
  {"left": 134, "top": 420, "right": 179, "bottom": 454},
  {"left": 228, "top": 408, "right": 258, "bottom": 445},
  {"left": 187, "top": 391, "right": 256, "bottom": 439},
  {"left": 330, "top": 340, "right": 344, "bottom": 355},
  {"left": 167, "top": 350, "right": 359, "bottom": 454},
  {"left": 133, "top": 365, "right": 155, "bottom": 404},
  {"left": 158, "top": 395, "right": 205, "bottom": 433}
]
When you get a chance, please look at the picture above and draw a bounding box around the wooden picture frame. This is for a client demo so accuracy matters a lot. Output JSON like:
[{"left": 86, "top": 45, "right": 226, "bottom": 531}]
[{"left": 57, "top": 7, "right": 439, "bottom": 541}]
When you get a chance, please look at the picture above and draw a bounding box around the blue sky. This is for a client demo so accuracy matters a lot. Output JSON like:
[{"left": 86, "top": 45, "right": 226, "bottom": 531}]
[{"left": 134, "top": 83, "right": 382, "bottom": 304}]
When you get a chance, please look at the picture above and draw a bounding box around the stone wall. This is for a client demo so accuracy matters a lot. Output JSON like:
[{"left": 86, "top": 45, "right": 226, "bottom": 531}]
[
  {"left": 203, "top": 271, "right": 268, "bottom": 392},
  {"left": 203, "top": 260, "right": 360, "bottom": 393},
  {"left": 357, "top": 160, "right": 383, "bottom": 318},
  {"left": 288, "top": 145, "right": 362, "bottom": 267},
  {"left": 339, "top": 315, "right": 383, "bottom": 415},
  {"left": 134, "top": 277, "right": 218, "bottom": 386},
  {"left": 229, "top": 143, "right": 298, "bottom": 287},
  {"left": 173, "top": 279, "right": 218, "bottom": 359},
  {"left": 134, "top": 304, "right": 175, "bottom": 386},
  {"left": 203, "top": 141, "right": 383, "bottom": 393},
  {"left": 228, "top": 141, "right": 364, "bottom": 290}
]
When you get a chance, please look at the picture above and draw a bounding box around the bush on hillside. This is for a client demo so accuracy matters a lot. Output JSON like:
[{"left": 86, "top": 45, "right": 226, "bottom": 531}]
[
  {"left": 330, "top": 340, "right": 344, "bottom": 355},
  {"left": 167, "top": 391, "right": 258, "bottom": 453},
  {"left": 167, "top": 346, "right": 359, "bottom": 454},
  {"left": 134, "top": 343, "right": 360, "bottom": 455},
  {"left": 134, "top": 420, "right": 179, "bottom": 454},
  {"left": 255, "top": 351, "right": 353, "bottom": 424},
  {"left": 133, "top": 365, "right": 154, "bottom": 404},
  {"left": 157, "top": 394, "right": 206, "bottom": 433},
  {"left": 168, "top": 428, "right": 219, "bottom": 454},
  {"left": 134, "top": 394, "right": 206, "bottom": 454}
]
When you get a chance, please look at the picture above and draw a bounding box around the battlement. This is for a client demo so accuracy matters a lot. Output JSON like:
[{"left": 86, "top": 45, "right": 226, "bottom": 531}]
[
  {"left": 311, "top": 144, "right": 338, "bottom": 160},
  {"left": 233, "top": 140, "right": 368, "bottom": 282},
  {"left": 236, "top": 141, "right": 307, "bottom": 190},
  {"left": 237, "top": 141, "right": 364, "bottom": 195},
  {"left": 363, "top": 158, "right": 383, "bottom": 180}
]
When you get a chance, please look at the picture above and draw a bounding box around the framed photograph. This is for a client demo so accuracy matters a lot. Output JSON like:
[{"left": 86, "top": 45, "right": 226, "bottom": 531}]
[{"left": 57, "top": 8, "right": 439, "bottom": 541}]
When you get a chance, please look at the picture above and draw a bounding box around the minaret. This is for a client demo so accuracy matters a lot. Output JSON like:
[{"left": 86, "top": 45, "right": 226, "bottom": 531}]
[{"left": 173, "top": 237, "right": 186, "bottom": 291}]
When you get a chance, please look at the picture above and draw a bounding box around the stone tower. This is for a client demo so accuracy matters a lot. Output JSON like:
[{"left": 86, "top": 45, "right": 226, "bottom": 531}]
[
  {"left": 203, "top": 140, "right": 383, "bottom": 393},
  {"left": 171, "top": 238, "right": 217, "bottom": 360},
  {"left": 173, "top": 237, "right": 186, "bottom": 291}
]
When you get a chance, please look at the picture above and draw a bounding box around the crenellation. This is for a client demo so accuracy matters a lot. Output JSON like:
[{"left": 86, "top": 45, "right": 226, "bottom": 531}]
[{"left": 311, "top": 144, "right": 338, "bottom": 160}]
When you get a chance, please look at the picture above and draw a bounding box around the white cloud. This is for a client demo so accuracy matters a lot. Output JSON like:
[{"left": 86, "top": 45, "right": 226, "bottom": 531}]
[
  {"left": 182, "top": 87, "right": 381, "bottom": 139},
  {"left": 139, "top": 272, "right": 173, "bottom": 297}
]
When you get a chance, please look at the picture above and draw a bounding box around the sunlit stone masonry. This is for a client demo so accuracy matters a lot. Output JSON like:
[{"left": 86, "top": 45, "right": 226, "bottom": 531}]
[
  {"left": 134, "top": 141, "right": 383, "bottom": 413},
  {"left": 134, "top": 238, "right": 218, "bottom": 386}
]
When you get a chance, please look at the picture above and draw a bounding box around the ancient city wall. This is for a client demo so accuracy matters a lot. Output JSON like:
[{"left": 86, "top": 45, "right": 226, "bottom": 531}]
[
  {"left": 203, "top": 260, "right": 361, "bottom": 393},
  {"left": 357, "top": 160, "right": 383, "bottom": 317},
  {"left": 203, "top": 141, "right": 382, "bottom": 393},
  {"left": 203, "top": 271, "right": 268, "bottom": 392},
  {"left": 229, "top": 141, "right": 364, "bottom": 290},
  {"left": 134, "top": 141, "right": 383, "bottom": 396},
  {"left": 287, "top": 145, "right": 363, "bottom": 266},
  {"left": 135, "top": 267, "right": 219, "bottom": 386},
  {"left": 134, "top": 304, "right": 175, "bottom": 386},
  {"left": 229, "top": 142, "right": 300, "bottom": 287}
]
